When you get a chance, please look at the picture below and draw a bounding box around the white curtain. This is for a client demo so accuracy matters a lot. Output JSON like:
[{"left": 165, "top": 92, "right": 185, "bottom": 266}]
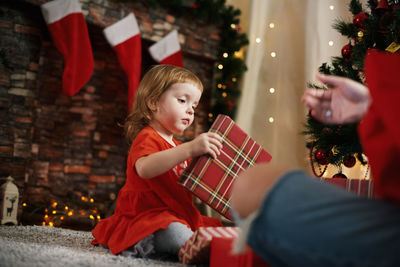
[{"left": 236, "top": 0, "right": 369, "bottom": 177}]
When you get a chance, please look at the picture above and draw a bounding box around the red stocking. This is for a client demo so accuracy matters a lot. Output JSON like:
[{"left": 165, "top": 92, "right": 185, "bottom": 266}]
[
  {"left": 41, "top": 0, "right": 94, "bottom": 96},
  {"left": 103, "top": 13, "right": 141, "bottom": 111},
  {"left": 149, "top": 30, "right": 183, "bottom": 67}
]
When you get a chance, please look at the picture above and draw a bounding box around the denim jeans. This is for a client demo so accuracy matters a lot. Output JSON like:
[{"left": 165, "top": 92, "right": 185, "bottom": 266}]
[{"left": 234, "top": 170, "right": 400, "bottom": 267}]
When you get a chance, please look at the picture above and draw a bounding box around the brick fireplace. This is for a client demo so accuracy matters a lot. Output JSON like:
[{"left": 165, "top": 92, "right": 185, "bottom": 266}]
[{"left": 0, "top": 0, "right": 222, "bottom": 228}]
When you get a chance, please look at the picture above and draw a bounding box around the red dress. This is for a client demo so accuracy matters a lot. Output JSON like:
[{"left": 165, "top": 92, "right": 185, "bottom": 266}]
[{"left": 91, "top": 126, "right": 221, "bottom": 255}]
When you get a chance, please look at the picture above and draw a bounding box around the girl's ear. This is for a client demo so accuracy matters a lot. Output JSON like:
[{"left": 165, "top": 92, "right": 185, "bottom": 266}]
[{"left": 147, "top": 99, "right": 158, "bottom": 112}]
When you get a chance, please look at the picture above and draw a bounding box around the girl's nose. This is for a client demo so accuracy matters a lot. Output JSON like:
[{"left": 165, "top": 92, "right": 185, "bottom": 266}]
[{"left": 187, "top": 106, "right": 194, "bottom": 115}]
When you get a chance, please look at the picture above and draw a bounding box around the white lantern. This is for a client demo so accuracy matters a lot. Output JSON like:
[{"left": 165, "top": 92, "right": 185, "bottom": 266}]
[{"left": 1, "top": 176, "right": 19, "bottom": 225}]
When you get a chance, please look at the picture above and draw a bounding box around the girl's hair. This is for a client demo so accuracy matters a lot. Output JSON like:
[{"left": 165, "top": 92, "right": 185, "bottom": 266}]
[{"left": 124, "top": 65, "right": 203, "bottom": 144}]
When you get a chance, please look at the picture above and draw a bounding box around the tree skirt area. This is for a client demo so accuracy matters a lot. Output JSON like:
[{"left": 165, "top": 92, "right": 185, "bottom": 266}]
[{"left": 0, "top": 225, "right": 193, "bottom": 267}]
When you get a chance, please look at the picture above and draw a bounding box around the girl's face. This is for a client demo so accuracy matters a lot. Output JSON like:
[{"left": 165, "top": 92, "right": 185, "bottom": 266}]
[{"left": 151, "top": 82, "right": 202, "bottom": 136}]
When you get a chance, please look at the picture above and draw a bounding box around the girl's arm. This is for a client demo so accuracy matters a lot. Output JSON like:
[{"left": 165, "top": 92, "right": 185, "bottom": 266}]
[{"left": 135, "top": 132, "right": 222, "bottom": 179}]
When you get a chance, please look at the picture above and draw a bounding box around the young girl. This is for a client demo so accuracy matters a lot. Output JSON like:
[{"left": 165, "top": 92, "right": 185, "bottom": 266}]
[{"left": 91, "top": 65, "right": 222, "bottom": 258}]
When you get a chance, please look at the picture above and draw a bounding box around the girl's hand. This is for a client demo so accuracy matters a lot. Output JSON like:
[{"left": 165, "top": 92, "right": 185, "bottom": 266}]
[
  {"left": 301, "top": 73, "right": 371, "bottom": 124},
  {"left": 188, "top": 132, "right": 223, "bottom": 159}
]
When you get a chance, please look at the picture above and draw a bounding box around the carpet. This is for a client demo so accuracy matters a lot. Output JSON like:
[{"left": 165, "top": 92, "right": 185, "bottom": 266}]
[{"left": 0, "top": 225, "right": 192, "bottom": 267}]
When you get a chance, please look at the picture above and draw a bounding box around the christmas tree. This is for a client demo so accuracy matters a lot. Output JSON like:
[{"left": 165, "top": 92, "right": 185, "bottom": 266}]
[{"left": 304, "top": 0, "right": 400, "bottom": 178}]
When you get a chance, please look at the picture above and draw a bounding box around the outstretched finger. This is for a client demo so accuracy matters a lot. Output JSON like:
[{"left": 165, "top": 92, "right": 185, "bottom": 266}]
[
  {"left": 306, "top": 88, "right": 332, "bottom": 101},
  {"left": 316, "top": 73, "right": 345, "bottom": 89},
  {"left": 302, "top": 93, "right": 331, "bottom": 111}
]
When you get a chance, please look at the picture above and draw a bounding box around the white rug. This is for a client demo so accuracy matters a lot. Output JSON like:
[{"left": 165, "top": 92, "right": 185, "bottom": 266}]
[{"left": 0, "top": 225, "right": 191, "bottom": 267}]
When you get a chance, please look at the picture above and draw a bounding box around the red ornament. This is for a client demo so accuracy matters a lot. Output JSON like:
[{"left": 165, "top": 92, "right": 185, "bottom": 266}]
[
  {"left": 376, "top": 0, "right": 389, "bottom": 10},
  {"left": 333, "top": 172, "right": 347, "bottom": 179},
  {"left": 225, "top": 101, "right": 234, "bottom": 111},
  {"left": 343, "top": 155, "right": 356, "bottom": 168},
  {"left": 189, "top": 3, "right": 197, "bottom": 8},
  {"left": 315, "top": 149, "right": 329, "bottom": 165},
  {"left": 341, "top": 44, "right": 353, "bottom": 60},
  {"left": 353, "top": 12, "right": 368, "bottom": 29}
]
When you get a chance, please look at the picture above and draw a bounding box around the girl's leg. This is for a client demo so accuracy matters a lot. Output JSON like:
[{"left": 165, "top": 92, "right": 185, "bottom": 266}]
[{"left": 153, "top": 222, "right": 193, "bottom": 255}]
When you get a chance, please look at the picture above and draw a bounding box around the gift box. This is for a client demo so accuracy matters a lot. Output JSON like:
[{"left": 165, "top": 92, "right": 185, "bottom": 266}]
[
  {"left": 321, "top": 178, "right": 374, "bottom": 198},
  {"left": 178, "top": 226, "right": 239, "bottom": 265},
  {"left": 178, "top": 115, "right": 272, "bottom": 220},
  {"left": 210, "top": 237, "right": 270, "bottom": 267}
]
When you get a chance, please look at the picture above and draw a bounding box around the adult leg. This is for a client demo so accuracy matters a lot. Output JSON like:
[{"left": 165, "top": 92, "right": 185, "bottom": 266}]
[{"left": 232, "top": 169, "right": 400, "bottom": 267}]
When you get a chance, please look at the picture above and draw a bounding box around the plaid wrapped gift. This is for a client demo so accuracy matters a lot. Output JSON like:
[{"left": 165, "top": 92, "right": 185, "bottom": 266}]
[
  {"left": 178, "top": 226, "right": 239, "bottom": 264},
  {"left": 320, "top": 178, "right": 374, "bottom": 198},
  {"left": 178, "top": 114, "right": 272, "bottom": 220}
]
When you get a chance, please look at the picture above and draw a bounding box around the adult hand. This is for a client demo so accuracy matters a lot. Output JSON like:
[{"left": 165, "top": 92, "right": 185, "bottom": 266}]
[{"left": 301, "top": 73, "right": 371, "bottom": 124}]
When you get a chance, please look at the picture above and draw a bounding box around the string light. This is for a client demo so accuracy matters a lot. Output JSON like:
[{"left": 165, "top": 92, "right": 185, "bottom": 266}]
[
  {"left": 328, "top": 41, "right": 334, "bottom": 46},
  {"left": 41, "top": 196, "right": 101, "bottom": 228},
  {"left": 223, "top": 52, "right": 228, "bottom": 58},
  {"left": 270, "top": 52, "right": 276, "bottom": 58},
  {"left": 255, "top": 37, "right": 261, "bottom": 43},
  {"left": 269, "top": 23, "right": 275, "bottom": 28},
  {"left": 268, "top": 117, "right": 274, "bottom": 123},
  {"left": 222, "top": 92, "right": 227, "bottom": 98},
  {"left": 208, "top": 113, "right": 213, "bottom": 118},
  {"left": 329, "top": 5, "right": 335, "bottom": 10},
  {"left": 232, "top": 77, "right": 237, "bottom": 82},
  {"left": 230, "top": 23, "right": 236, "bottom": 29},
  {"left": 269, "top": 88, "right": 275, "bottom": 94},
  {"left": 218, "top": 84, "right": 223, "bottom": 88},
  {"left": 218, "top": 64, "right": 223, "bottom": 70},
  {"left": 22, "top": 203, "right": 27, "bottom": 207}
]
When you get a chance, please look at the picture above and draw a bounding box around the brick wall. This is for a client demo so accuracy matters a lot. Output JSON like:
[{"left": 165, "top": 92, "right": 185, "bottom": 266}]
[{"left": 0, "top": 0, "right": 221, "bottom": 225}]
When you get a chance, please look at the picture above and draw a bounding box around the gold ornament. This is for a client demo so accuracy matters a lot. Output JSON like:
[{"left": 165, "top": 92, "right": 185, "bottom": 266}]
[
  {"left": 357, "top": 31, "right": 364, "bottom": 42},
  {"left": 385, "top": 42, "right": 400, "bottom": 53}
]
